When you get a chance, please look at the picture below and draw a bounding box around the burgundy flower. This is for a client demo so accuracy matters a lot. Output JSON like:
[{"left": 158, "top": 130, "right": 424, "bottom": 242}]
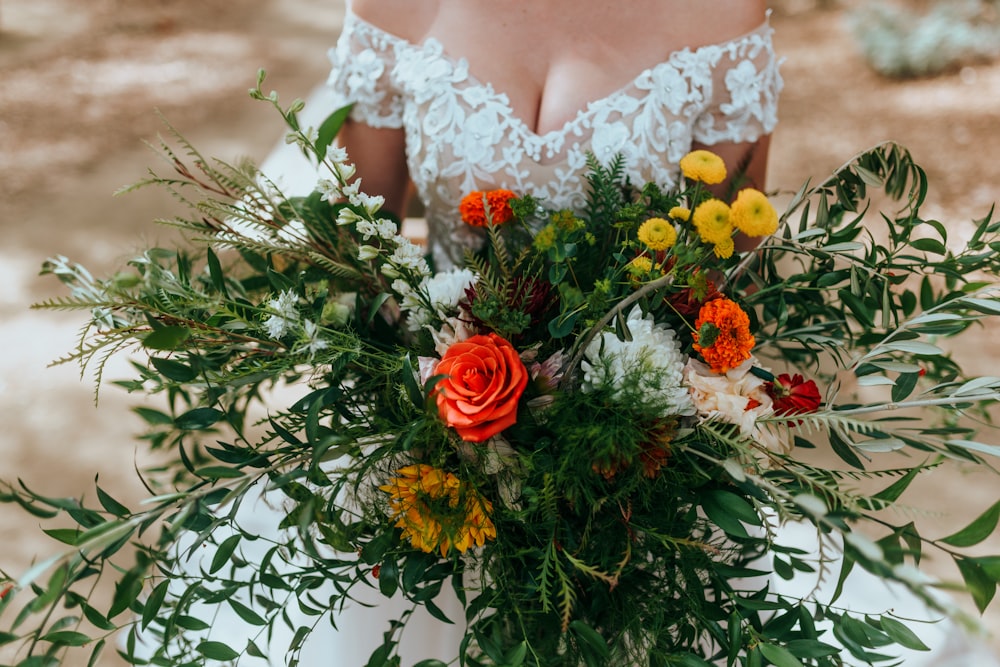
[{"left": 767, "top": 373, "right": 822, "bottom": 416}]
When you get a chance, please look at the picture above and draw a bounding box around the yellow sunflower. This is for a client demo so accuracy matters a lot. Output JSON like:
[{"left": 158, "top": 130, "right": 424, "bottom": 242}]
[
  {"left": 637, "top": 217, "right": 677, "bottom": 251},
  {"left": 679, "top": 150, "right": 727, "bottom": 185},
  {"left": 692, "top": 199, "right": 733, "bottom": 246},
  {"left": 380, "top": 465, "right": 497, "bottom": 557},
  {"left": 730, "top": 188, "right": 779, "bottom": 237}
]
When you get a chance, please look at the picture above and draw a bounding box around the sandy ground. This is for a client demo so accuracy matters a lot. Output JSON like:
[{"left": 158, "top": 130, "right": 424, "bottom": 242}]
[{"left": 1, "top": 0, "right": 999, "bottom": 663}]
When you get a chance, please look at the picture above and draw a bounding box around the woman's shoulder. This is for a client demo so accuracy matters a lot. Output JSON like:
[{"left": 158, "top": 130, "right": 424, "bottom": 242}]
[
  {"left": 676, "top": 0, "right": 770, "bottom": 47},
  {"left": 348, "top": 0, "right": 440, "bottom": 43}
]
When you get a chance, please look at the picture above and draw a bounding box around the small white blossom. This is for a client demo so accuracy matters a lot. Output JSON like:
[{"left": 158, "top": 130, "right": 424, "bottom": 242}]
[
  {"left": 355, "top": 192, "right": 385, "bottom": 215},
  {"left": 341, "top": 180, "right": 362, "bottom": 203},
  {"left": 390, "top": 239, "right": 429, "bottom": 273},
  {"left": 582, "top": 306, "right": 693, "bottom": 417},
  {"left": 263, "top": 289, "right": 300, "bottom": 339},
  {"left": 336, "top": 208, "right": 364, "bottom": 226},
  {"left": 317, "top": 178, "right": 340, "bottom": 202},
  {"left": 295, "top": 319, "right": 330, "bottom": 358},
  {"left": 374, "top": 218, "right": 398, "bottom": 239},
  {"left": 355, "top": 219, "right": 378, "bottom": 239},
  {"left": 357, "top": 245, "right": 380, "bottom": 261},
  {"left": 326, "top": 145, "right": 349, "bottom": 164}
]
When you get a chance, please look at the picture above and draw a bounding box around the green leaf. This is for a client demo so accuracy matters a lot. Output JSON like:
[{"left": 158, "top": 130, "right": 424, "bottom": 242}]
[
  {"left": 942, "top": 500, "right": 1000, "bottom": 547},
  {"left": 95, "top": 485, "right": 130, "bottom": 518},
  {"left": 197, "top": 640, "right": 241, "bottom": 661},
  {"left": 206, "top": 247, "right": 228, "bottom": 296},
  {"left": 879, "top": 616, "right": 929, "bottom": 651},
  {"left": 194, "top": 466, "right": 247, "bottom": 479},
  {"left": 210, "top": 534, "right": 242, "bottom": 574},
  {"left": 150, "top": 357, "right": 198, "bottom": 382},
  {"left": 315, "top": 104, "right": 354, "bottom": 162},
  {"left": 86, "top": 638, "right": 106, "bottom": 667},
  {"left": 871, "top": 465, "right": 922, "bottom": 503},
  {"left": 141, "top": 580, "right": 169, "bottom": 630},
  {"left": 228, "top": 598, "right": 268, "bottom": 626},
  {"left": 40, "top": 630, "right": 92, "bottom": 646},
  {"left": 701, "top": 490, "right": 760, "bottom": 538},
  {"left": 142, "top": 326, "right": 191, "bottom": 350},
  {"left": 758, "top": 642, "right": 805, "bottom": 667},
  {"left": 569, "top": 620, "right": 610, "bottom": 659},
  {"left": 956, "top": 557, "right": 997, "bottom": 613},
  {"left": 174, "top": 407, "right": 224, "bottom": 430}
]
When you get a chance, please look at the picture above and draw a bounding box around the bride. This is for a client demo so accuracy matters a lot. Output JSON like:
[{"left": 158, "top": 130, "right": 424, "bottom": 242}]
[{"left": 191, "top": 0, "right": 997, "bottom": 664}]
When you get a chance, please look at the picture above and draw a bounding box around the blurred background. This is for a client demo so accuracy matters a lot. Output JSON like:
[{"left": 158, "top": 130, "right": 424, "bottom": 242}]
[{"left": 1, "top": 0, "right": 999, "bottom": 662}]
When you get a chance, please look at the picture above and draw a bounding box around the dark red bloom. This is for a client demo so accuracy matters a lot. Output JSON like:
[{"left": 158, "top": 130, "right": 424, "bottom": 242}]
[
  {"left": 666, "top": 270, "right": 723, "bottom": 318},
  {"left": 767, "top": 373, "right": 822, "bottom": 417}
]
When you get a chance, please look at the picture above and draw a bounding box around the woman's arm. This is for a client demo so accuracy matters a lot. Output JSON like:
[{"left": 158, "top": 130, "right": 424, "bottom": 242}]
[{"left": 338, "top": 121, "right": 411, "bottom": 220}]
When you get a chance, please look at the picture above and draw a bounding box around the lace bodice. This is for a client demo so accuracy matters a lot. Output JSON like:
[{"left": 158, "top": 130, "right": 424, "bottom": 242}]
[{"left": 327, "top": 10, "right": 782, "bottom": 269}]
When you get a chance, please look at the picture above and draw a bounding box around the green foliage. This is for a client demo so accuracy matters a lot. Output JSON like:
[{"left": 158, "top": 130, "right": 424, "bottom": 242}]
[{"left": 4, "top": 77, "right": 1000, "bottom": 667}]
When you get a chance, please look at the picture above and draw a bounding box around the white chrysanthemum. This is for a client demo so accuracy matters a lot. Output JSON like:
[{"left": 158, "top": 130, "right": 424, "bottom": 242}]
[
  {"left": 263, "top": 289, "right": 300, "bottom": 339},
  {"left": 402, "top": 268, "right": 477, "bottom": 332},
  {"left": 581, "top": 306, "right": 693, "bottom": 417},
  {"left": 683, "top": 357, "right": 791, "bottom": 455}
]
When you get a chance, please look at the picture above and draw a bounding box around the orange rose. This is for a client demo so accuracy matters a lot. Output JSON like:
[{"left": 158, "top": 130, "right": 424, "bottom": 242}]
[
  {"left": 459, "top": 189, "right": 516, "bottom": 227},
  {"left": 434, "top": 333, "right": 528, "bottom": 442}
]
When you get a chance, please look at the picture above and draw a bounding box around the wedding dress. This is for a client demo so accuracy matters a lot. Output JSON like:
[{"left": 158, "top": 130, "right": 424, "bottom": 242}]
[{"left": 155, "top": 6, "right": 998, "bottom": 666}]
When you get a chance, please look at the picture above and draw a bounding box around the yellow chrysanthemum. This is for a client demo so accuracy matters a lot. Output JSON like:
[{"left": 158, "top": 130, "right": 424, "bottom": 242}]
[
  {"left": 679, "top": 150, "right": 727, "bottom": 185},
  {"left": 669, "top": 206, "right": 691, "bottom": 222},
  {"left": 627, "top": 255, "right": 654, "bottom": 277},
  {"left": 713, "top": 236, "right": 735, "bottom": 259},
  {"left": 730, "top": 188, "right": 779, "bottom": 237},
  {"left": 637, "top": 217, "right": 677, "bottom": 251},
  {"left": 380, "top": 465, "right": 497, "bottom": 557},
  {"left": 692, "top": 199, "right": 733, "bottom": 246}
]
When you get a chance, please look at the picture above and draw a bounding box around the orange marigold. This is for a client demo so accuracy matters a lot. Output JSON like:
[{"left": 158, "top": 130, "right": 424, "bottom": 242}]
[
  {"left": 692, "top": 298, "right": 755, "bottom": 374},
  {"left": 460, "top": 189, "right": 517, "bottom": 227}
]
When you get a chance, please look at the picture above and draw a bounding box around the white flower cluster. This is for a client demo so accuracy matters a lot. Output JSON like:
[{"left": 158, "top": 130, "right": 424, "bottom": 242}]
[
  {"left": 581, "top": 306, "right": 693, "bottom": 418},
  {"left": 262, "top": 289, "right": 329, "bottom": 360},
  {"left": 683, "top": 357, "right": 791, "bottom": 456},
  {"left": 398, "top": 268, "right": 478, "bottom": 333}
]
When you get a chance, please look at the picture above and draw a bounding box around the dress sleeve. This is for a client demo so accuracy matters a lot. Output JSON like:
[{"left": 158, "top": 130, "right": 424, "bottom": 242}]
[
  {"left": 326, "top": 12, "right": 405, "bottom": 129},
  {"left": 692, "top": 23, "right": 783, "bottom": 145}
]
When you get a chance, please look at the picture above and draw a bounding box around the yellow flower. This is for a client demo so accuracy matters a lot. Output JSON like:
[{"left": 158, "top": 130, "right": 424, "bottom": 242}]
[
  {"left": 627, "top": 255, "right": 654, "bottom": 277},
  {"left": 713, "top": 236, "right": 735, "bottom": 259},
  {"left": 679, "top": 150, "right": 727, "bottom": 185},
  {"left": 533, "top": 224, "right": 557, "bottom": 252},
  {"left": 669, "top": 206, "right": 691, "bottom": 222},
  {"left": 380, "top": 465, "right": 497, "bottom": 557},
  {"left": 730, "top": 188, "right": 778, "bottom": 237},
  {"left": 637, "top": 217, "right": 677, "bottom": 251},
  {"left": 692, "top": 199, "right": 732, "bottom": 246}
]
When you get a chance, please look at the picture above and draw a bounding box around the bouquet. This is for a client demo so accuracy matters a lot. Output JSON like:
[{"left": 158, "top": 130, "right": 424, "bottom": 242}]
[{"left": 3, "top": 74, "right": 1000, "bottom": 667}]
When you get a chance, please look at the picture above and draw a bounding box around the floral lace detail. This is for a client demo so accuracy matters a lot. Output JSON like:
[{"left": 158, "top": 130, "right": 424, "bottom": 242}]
[{"left": 327, "top": 11, "right": 783, "bottom": 269}]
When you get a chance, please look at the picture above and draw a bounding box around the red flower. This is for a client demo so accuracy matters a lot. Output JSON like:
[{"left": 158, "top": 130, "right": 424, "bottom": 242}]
[
  {"left": 459, "top": 189, "right": 517, "bottom": 227},
  {"left": 767, "top": 373, "right": 821, "bottom": 417},
  {"left": 434, "top": 333, "right": 529, "bottom": 442}
]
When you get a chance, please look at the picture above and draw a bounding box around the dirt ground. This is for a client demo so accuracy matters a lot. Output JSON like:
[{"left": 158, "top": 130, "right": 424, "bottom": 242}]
[{"left": 1, "top": 0, "right": 999, "bottom": 662}]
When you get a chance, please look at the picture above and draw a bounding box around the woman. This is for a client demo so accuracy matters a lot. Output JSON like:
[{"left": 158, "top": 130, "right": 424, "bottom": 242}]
[
  {"left": 331, "top": 0, "right": 778, "bottom": 269},
  {"left": 250, "top": 1, "right": 1000, "bottom": 664}
]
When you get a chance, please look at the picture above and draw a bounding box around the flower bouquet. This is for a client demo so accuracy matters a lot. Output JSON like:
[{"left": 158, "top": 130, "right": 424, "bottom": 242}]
[{"left": 4, "top": 75, "right": 1000, "bottom": 667}]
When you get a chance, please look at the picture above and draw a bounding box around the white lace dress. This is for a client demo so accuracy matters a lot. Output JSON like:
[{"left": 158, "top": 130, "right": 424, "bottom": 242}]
[
  {"left": 327, "top": 9, "right": 780, "bottom": 270},
  {"left": 172, "top": 7, "right": 997, "bottom": 666}
]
